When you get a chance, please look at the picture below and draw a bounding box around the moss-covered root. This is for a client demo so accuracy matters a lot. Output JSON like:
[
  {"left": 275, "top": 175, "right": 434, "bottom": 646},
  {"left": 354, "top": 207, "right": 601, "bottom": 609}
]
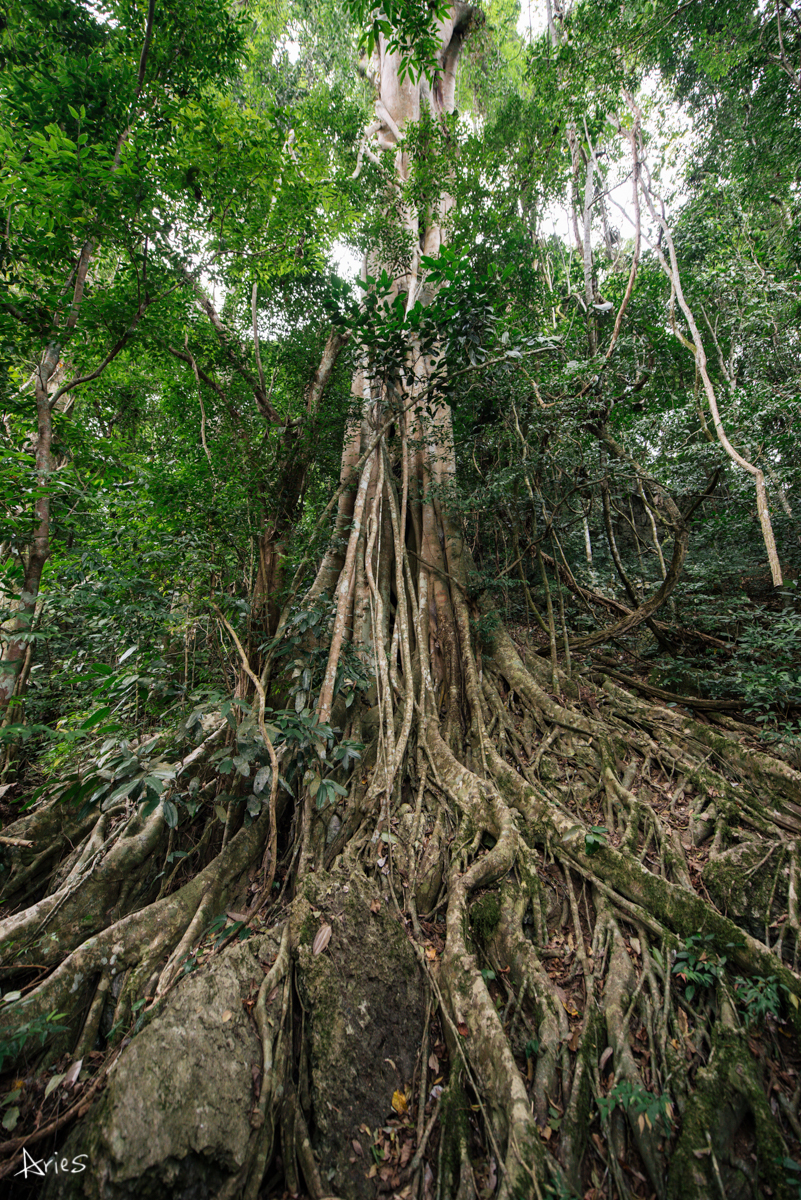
[
  {"left": 440, "top": 868, "right": 545, "bottom": 1194},
  {"left": 599, "top": 898, "right": 667, "bottom": 1197},
  {"left": 0, "top": 805, "right": 166, "bottom": 968},
  {"left": 489, "top": 881, "right": 568, "bottom": 1128},
  {"left": 437, "top": 1078, "right": 478, "bottom": 1200},
  {"left": 667, "top": 1023, "right": 790, "bottom": 1200},
  {"left": 0, "top": 810, "right": 267, "bottom": 1040}
]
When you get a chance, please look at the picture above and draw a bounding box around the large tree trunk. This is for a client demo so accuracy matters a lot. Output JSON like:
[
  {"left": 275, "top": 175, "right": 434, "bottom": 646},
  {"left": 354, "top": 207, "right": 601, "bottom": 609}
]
[
  {"left": 1, "top": 10, "right": 801, "bottom": 1200},
  {"left": 0, "top": 343, "right": 59, "bottom": 711}
]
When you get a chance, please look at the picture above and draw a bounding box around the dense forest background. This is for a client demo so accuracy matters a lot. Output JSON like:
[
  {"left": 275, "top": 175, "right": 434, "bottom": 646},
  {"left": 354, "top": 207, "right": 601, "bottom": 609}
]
[{"left": 1, "top": 1, "right": 801, "bottom": 1198}]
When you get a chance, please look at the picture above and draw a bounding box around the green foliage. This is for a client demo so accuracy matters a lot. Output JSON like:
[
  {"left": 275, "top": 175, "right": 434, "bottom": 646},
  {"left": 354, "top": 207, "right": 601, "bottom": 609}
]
[
  {"left": 779, "top": 1157, "right": 801, "bottom": 1200},
  {"left": 344, "top": 0, "right": 453, "bottom": 83},
  {"left": 597, "top": 1078, "right": 674, "bottom": 1135},
  {"left": 732, "top": 974, "right": 781, "bottom": 1029},
  {"left": 0, "top": 1007, "right": 67, "bottom": 1073},
  {"left": 672, "top": 933, "right": 728, "bottom": 1003},
  {"left": 584, "top": 825, "right": 608, "bottom": 856}
]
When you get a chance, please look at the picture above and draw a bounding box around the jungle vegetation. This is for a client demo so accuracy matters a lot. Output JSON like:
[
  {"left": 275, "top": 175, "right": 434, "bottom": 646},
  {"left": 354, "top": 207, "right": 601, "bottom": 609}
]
[{"left": 1, "top": 0, "right": 801, "bottom": 1197}]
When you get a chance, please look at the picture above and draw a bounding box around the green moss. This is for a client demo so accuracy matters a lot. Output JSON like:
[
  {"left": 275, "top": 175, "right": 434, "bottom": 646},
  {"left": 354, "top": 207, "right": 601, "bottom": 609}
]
[
  {"left": 439, "top": 1078, "right": 471, "bottom": 1186},
  {"left": 470, "top": 891, "right": 502, "bottom": 941},
  {"left": 667, "top": 1025, "right": 789, "bottom": 1199}
]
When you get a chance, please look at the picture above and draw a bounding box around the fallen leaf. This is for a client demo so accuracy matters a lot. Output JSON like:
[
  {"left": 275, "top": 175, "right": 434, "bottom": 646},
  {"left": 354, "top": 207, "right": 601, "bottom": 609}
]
[
  {"left": 457, "top": 1022, "right": 469, "bottom": 1037},
  {"left": 63, "top": 1059, "right": 83, "bottom": 1088},
  {"left": 568, "top": 1028, "right": 581, "bottom": 1052},
  {"left": 226, "top": 910, "right": 248, "bottom": 923},
  {"left": 629, "top": 937, "right": 641, "bottom": 956},
  {"left": 352, "top": 1138, "right": 364, "bottom": 1156},
  {"left": 392, "top": 1089, "right": 408, "bottom": 1115},
  {"left": 540, "top": 1125, "right": 552, "bottom": 1141},
  {"left": 45, "top": 1073, "right": 66, "bottom": 1099},
  {"left": 313, "top": 923, "right": 333, "bottom": 955},
  {"left": 366, "top": 1163, "right": 378, "bottom": 1178},
  {"left": 599, "top": 1046, "right": 613, "bottom": 1072},
  {"left": 370, "top": 898, "right": 381, "bottom": 913},
  {"left": 385, "top": 1057, "right": 397, "bottom": 1071},
  {"left": 400, "top": 1139, "right": 413, "bottom": 1166},
  {"left": 222, "top": 1010, "right": 233, "bottom": 1022},
  {"left": 425, "top": 945, "right": 437, "bottom": 960},
  {"left": 2, "top": 1107, "right": 19, "bottom": 1132},
  {"left": 428, "top": 1052, "right": 439, "bottom": 1072}
]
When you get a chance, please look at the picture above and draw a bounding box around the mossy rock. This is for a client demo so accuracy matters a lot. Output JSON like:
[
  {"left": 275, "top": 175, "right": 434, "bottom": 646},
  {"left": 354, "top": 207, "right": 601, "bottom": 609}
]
[{"left": 45, "top": 934, "right": 279, "bottom": 1199}]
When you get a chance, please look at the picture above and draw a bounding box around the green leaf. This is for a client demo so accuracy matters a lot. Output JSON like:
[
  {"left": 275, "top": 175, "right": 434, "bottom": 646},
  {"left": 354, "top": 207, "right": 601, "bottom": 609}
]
[
  {"left": 162, "top": 798, "right": 178, "bottom": 828},
  {"left": 2, "top": 1106, "right": 19, "bottom": 1131},
  {"left": 45, "top": 1073, "right": 66, "bottom": 1099},
  {"left": 80, "top": 706, "right": 112, "bottom": 730}
]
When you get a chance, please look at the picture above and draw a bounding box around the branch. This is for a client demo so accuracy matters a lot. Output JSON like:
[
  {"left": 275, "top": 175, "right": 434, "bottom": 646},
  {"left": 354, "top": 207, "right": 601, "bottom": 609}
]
[
  {"left": 251, "top": 281, "right": 266, "bottom": 400},
  {"left": 184, "top": 271, "right": 280, "bottom": 423},
  {"left": 633, "top": 120, "right": 783, "bottom": 587},
  {"left": 48, "top": 284, "right": 179, "bottom": 409}
]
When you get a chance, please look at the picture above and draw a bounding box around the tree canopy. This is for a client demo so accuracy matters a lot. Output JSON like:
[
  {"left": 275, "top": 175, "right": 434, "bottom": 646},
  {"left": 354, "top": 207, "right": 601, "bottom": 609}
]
[{"left": 1, "top": 2, "right": 801, "bottom": 1198}]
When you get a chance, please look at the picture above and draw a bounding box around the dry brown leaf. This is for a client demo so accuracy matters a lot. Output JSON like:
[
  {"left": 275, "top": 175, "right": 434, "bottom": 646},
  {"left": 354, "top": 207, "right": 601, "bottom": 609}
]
[
  {"left": 352, "top": 1138, "right": 364, "bottom": 1156},
  {"left": 63, "top": 1059, "right": 83, "bottom": 1088},
  {"left": 568, "top": 1028, "right": 581, "bottom": 1052},
  {"left": 370, "top": 898, "right": 381, "bottom": 913},
  {"left": 428, "top": 1052, "right": 439, "bottom": 1072},
  {"left": 457, "top": 1022, "right": 469, "bottom": 1037},
  {"left": 599, "top": 1046, "right": 613, "bottom": 1071},
  {"left": 221, "top": 1010, "right": 233, "bottom": 1023},
  {"left": 425, "top": 945, "right": 437, "bottom": 960},
  {"left": 313, "top": 923, "right": 333, "bottom": 955},
  {"left": 400, "top": 1139, "right": 413, "bottom": 1167},
  {"left": 540, "top": 1125, "right": 552, "bottom": 1141},
  {"left": 391, "top": 1089, "right": 408, "bottom": 1115}
]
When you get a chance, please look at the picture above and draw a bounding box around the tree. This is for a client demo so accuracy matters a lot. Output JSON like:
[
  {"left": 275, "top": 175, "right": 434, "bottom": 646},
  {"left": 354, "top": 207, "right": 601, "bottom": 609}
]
[{"left": 1, "top": 2, "right": 801, "bottom": 1199}]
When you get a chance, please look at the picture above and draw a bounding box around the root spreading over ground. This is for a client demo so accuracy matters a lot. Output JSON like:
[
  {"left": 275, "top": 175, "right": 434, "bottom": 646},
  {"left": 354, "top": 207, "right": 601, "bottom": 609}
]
[
  {"left": 2, "top": 7, "right": 800, "bottom": 1200},
  {"left": 1, "top": 441, "right": 801, "bottom": 1200}
]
